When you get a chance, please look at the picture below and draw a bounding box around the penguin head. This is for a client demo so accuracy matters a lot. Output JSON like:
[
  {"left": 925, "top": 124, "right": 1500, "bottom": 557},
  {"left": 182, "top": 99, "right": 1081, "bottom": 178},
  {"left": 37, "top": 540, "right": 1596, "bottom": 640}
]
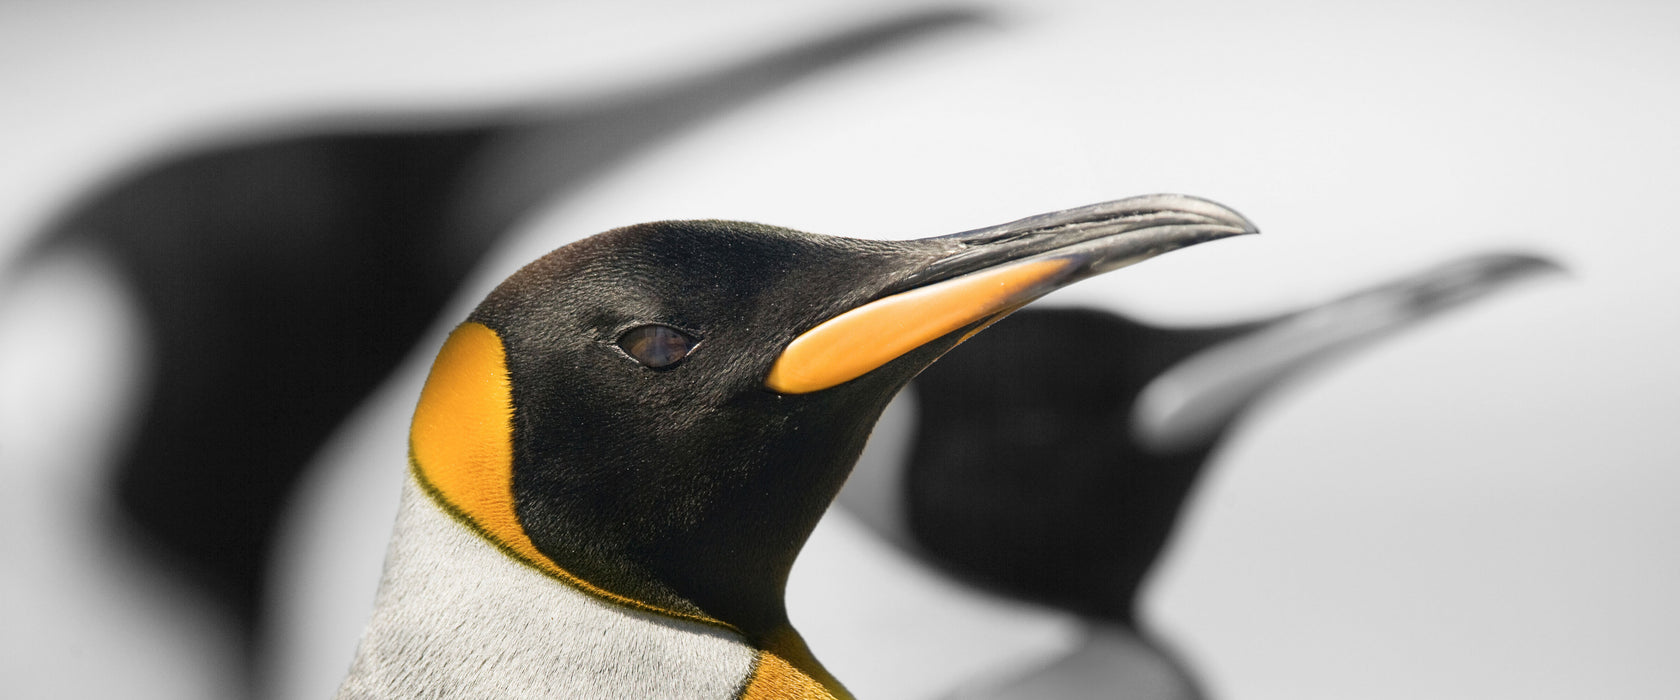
[{"left": 407, "top": 195, "right": 1256, "bottom": 644}]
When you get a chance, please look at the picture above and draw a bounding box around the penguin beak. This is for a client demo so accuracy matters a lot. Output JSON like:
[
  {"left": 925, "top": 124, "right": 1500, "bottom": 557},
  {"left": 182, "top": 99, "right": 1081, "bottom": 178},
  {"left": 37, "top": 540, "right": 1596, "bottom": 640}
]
[
  {"left": 765, "top": 194, "right": 1258, "bottom": 394},
  {"left": 1131, "top": 252, "right": 1563, "bottom": 453}
]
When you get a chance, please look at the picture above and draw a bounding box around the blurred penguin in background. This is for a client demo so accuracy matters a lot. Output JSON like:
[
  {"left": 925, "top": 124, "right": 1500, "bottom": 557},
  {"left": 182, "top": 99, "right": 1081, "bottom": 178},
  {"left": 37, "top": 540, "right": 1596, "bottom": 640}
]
[
  {"left": 839, "top": 253, "right": 1559, "bottom": 699},
  {"left": 1, "top": 9, "right": 980, "bottom": 698}
]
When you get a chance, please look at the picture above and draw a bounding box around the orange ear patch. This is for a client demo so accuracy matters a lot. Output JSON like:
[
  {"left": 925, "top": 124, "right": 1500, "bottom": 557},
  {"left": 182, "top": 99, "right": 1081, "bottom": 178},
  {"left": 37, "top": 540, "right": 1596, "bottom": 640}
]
[
  {"left": 409, "top": 322, "right": 553, "bottom": 573},
  {"left": 408, "top": 322, "right": 726, "bottom": 627}
]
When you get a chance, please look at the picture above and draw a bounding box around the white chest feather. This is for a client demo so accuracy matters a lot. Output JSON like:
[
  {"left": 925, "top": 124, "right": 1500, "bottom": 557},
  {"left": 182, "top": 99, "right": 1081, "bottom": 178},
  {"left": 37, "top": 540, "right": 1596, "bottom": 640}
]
[{"left": 338, "top": 477, "right": 757, "bottom": 699}]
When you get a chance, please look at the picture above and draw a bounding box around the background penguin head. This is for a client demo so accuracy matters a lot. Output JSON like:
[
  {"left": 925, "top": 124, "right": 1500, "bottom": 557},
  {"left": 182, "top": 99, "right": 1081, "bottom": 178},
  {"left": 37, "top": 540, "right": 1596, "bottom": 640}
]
[
  {"left": 870, "top": 253, "right": 1560, "bottom": 627},
  {"left": 414, "top": 196, "right": 1255, "bottom": 645}
]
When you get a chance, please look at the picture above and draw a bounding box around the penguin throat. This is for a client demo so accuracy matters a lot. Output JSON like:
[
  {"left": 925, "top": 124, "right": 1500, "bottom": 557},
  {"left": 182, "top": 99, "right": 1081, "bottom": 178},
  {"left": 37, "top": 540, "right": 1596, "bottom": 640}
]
[{"left": 407, "top": 323, "right": 870, "bottom": 699}]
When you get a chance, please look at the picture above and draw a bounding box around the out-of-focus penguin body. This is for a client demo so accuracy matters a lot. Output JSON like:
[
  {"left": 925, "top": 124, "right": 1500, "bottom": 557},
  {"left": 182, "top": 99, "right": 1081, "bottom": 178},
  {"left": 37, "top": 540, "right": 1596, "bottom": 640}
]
[
  {"left": 908, "top": 309, "right": 1248, "bottom": 625},
  {"left": 14, "top": 11, "right": 977, "bottom": 669},
  {"left": 842, "top": 253, "right": 1559, "bottom": 699},
  {"left": 339, "top": 196, "right": 1256, "bottom": 697}
]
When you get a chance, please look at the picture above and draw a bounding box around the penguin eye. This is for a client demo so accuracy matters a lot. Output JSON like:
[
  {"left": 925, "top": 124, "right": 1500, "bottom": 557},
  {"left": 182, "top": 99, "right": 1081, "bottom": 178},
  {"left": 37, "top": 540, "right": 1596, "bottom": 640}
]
[{"left": 616, "top": 324, "right": 700, "bottom": 369}]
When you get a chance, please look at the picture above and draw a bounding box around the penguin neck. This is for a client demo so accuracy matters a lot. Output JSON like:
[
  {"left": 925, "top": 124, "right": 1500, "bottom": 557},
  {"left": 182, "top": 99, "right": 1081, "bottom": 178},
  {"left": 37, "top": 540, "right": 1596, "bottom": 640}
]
[
  {"left": 509, "top": 395, "right": 884, "bottom": 653},
  {"left": 503, "top": 446, "right": 861, "bottom": 696},
  {"left": 343, "top": 475, "right": 773, "bottom": 698}
]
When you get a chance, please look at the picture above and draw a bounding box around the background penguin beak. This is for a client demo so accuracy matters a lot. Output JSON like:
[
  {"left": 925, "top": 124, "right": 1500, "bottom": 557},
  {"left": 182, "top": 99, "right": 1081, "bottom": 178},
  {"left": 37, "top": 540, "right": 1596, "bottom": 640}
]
[
  {"left": 1131, "top": 252, "right": 1564, "bottom": 453},
  {"left": 765, "top": 194, "right": 1258, "bottom": 394}
]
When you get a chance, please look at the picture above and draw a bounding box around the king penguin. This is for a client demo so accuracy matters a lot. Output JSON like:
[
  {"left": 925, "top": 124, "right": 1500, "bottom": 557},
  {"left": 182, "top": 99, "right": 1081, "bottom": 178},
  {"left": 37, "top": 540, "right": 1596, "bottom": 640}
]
[
  {"left": 9, "top": 9, "right": 977, "bottom": 675},
  {"left": 337, "top": 194, "right": 1255, "bottom": 698},
  {"left": 838, "top": 253, "right": 1560, "bottom": 698}
]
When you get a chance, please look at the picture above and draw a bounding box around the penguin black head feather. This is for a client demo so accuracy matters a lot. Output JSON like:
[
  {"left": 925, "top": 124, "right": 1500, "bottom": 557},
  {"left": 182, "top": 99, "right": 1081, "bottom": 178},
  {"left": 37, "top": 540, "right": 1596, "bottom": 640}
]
[{"left": 399, "top": 195, "right": 1256, "bottom": 692}]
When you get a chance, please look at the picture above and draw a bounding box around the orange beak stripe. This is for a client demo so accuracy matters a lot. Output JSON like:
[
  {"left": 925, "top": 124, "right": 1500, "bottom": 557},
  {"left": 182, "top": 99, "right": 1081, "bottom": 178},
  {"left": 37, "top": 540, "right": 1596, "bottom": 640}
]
[{"left": 765, "top": 256, "right": 1076, "bottom": 394}]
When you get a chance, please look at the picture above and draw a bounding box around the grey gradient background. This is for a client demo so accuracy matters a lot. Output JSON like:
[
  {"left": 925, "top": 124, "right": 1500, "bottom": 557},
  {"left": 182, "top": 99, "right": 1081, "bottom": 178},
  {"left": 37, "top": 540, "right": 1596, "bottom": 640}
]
[{"left": 2, "top": 1, "right": 1676, "bottom": 698}]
